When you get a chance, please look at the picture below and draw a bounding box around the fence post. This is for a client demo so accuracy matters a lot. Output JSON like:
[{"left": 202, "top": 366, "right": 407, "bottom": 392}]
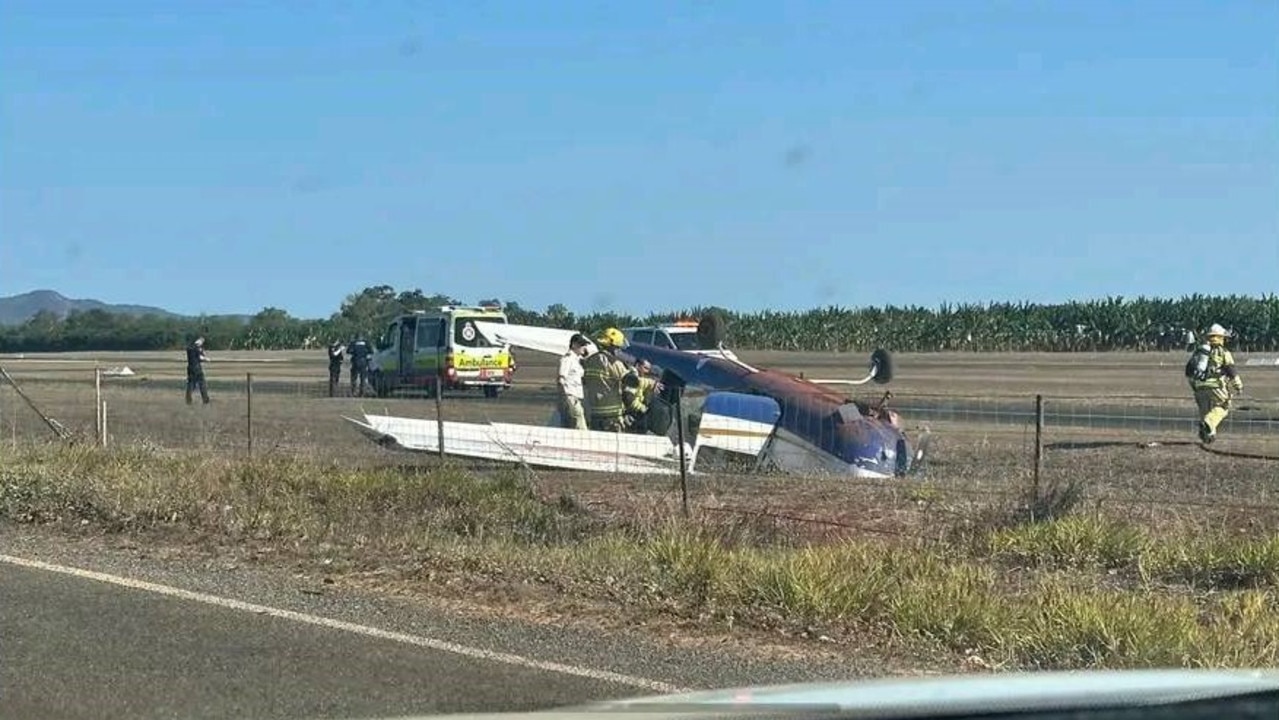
[
  {"left": 94, "top": 367, "right": 103, "bottom": 445},
  {"left": 246, "top": 372, "right": 254, "bottom": 457},
  {"left": 1033, "top": 394, "right": 1044, "bottom": 514},
  {"left": 675, "top": 390, "right": 689, "bottom": 518},
  {"left": 435, "top": 348, "right": 445, "bottom": 458}
]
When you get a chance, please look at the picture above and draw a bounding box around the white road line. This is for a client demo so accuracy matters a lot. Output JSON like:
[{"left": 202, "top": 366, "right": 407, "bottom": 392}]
[{"left": 0, "top": 553, "right": 687, "bottom": 695}]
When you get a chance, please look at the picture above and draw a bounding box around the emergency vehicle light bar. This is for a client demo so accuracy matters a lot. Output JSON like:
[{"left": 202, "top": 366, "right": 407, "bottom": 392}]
[{"left": 432, "top": 305, "right": 504, "bottom": 313}]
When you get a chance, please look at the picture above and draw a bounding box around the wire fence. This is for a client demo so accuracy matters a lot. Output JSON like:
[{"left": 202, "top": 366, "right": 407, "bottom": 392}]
[{"left": 3, "top": 367, "right": 1277, "bottom": 541}]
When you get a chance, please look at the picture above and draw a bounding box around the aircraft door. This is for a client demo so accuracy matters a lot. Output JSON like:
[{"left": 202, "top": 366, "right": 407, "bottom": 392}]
[
  {"left": 417, "top": 319, "right": 446, "bottom": 379},
  {"left": 379, "top": 321, "right": 399, "bottom": 372},
  {"left": 398, "top": 317, "right": 417, "bottom": 378}
]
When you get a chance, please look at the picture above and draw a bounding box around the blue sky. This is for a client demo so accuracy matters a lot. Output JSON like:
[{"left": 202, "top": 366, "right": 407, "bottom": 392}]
[{"left": 2, "top": 1, "right": 1275, "bottom": 320}]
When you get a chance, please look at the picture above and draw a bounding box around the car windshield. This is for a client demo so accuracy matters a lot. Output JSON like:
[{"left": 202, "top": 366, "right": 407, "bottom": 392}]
[{"left": 669, "top": 331, "right": 702, "bottom": 351}]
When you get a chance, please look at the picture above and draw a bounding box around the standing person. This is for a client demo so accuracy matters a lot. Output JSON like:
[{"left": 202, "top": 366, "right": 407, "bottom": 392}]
[
  {"left": 185, "top": 336, "right": 210, "bottom": 405},
  {"left": 348, "top": 334, "right": 373, "bottom": 397},
  {"left": 327, "top": 339, "right": 346, "bottom": 397},
  {"left": 557, "top": 334, "right": 590, "bottom": 429},
  {"left": 581, "top": 327, "right": 630, "bottom": 432},
  {"left": 1185, "top": 323, "right": 1244, "bottom": 444}
]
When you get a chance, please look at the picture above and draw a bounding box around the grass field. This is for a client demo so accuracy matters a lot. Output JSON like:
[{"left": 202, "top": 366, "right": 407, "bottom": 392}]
[
  {"left": 4, "top": 348, "right": 1279, "bottom": 672},
  {"left": 2, "top": 348, "right": 1276, "bottom": 508}
]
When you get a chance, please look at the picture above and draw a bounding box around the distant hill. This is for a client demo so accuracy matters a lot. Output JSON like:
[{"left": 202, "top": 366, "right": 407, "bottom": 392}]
[{"left": 0, "top": 289, "right": 250, "bottom": 325}]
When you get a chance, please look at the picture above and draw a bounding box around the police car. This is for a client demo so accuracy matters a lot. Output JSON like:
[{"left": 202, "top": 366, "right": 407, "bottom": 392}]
[{"left": 618, "top": 320, "right": 740, "bottom": 368}]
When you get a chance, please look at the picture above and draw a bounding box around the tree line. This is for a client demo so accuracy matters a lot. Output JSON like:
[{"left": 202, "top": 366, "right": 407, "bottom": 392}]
[{"left": 1, "top": 285, "right": 1276, "bottom": 353}]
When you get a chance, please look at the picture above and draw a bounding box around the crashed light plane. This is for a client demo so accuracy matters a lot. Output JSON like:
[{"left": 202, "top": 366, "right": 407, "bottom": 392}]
[{"left": 344, "top": 316, "right": 930, "bottom": 479}]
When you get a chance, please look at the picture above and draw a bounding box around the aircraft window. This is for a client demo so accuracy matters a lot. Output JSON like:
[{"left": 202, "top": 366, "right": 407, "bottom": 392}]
[
  {"left": 416, "top": 319, "right": 443, "bottom": 350},
  {"left": 669, "top": 332, "right": 702, "bottom": 351},
  {"left": 454, "top": 317, "right": 503, "bottom": 348}
]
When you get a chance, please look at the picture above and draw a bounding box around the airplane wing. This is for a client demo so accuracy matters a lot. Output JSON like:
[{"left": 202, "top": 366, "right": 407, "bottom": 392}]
[
  {"left": 472, "top": 321, "right": 597, "bottom": 356},
  {"left": 344, "top": 413, "right": 681, "bottom": 474}
]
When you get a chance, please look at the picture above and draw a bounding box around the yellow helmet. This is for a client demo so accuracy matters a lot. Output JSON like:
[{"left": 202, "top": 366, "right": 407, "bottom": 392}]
[{"left": 595, "top": 327, "right": 625, "bottom": 349}]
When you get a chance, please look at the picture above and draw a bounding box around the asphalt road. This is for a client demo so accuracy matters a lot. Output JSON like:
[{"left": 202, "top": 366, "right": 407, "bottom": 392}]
[
  {"left": 0, "top": 562, "right": 641, "bottom": 719},
  {"left": 0, "top": 528, "right": 892, "bottom": 720}
]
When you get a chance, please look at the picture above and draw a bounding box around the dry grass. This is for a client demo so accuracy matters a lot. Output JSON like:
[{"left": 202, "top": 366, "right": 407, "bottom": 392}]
[
  {"left": 2, "top": 349, "right": 1277, "bottom": 671},
  {"left": 4, "top": 443, "right": 1279, "bottom": 671},
  {"left": 2, "top": 349, "right": 1276, "bottom": 529}
]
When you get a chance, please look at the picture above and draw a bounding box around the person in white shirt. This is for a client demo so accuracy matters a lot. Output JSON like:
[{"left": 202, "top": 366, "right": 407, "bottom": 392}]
[{"left": 558, "top": 333, "right": 591, "bottom": 429}]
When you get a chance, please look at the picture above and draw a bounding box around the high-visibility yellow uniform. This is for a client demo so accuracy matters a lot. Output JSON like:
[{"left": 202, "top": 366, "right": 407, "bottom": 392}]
[
  {"left": 623, "top": 373, "right": 658, "bottom": 414},
  {"left": 582, "top": 350, "right": 628, "bottom": 431},
  {"left": 1186, "top": 329, "right": 1243, "bottom": 443}
]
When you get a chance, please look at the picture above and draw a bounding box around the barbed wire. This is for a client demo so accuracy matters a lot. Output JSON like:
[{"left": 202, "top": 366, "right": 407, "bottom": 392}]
[{"left": 3, "top": 372, "right": 1277, "bottom": 531}]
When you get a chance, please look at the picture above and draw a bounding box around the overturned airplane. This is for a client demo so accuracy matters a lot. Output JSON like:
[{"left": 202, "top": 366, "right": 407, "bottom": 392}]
[{"left": 344, "top": 315, "right": 931, "bottom": 478}]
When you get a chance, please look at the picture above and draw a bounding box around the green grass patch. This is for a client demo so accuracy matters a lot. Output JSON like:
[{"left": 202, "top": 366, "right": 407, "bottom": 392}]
[
  {"left": 4, "top": 444, "right": 1279, "bottom": 671},
  {"left": 985, "top": 514, "right": 1150, "bottom": 570},
  {"left": 0, "top": 444, "right": 599, "bottom": 546},
  {"left": 1146, "top": 535, "right": 1279, "bottom": 590}
]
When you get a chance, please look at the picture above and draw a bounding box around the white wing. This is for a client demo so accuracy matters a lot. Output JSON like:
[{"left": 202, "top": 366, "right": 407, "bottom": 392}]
[
  {"left": 344, "top": 413, "right": 677, "bottom": 474},
  {"left": 472, "top": 321, "right": 597, "bottom": 356}
]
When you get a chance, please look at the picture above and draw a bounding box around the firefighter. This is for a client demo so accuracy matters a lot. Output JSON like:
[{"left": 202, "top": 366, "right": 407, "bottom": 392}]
[
  {"left": 621, "top": 359, "right": 661, "bottom": 431},
  {"left": 327, "top": 339, "right": 346, "bottom": 397},
  {"left": 348, "top": 334, "right": 373, "bottom": 397},
  {"left": 581, "top": 327, "right": 631, "bottom": 432},
  {"left": 185, "top": 336, "right": 210, "bottom": 405},
  {"left": 633, "top": 359, "right": 660, "bottom": 403},
  {"left": 1185, "top": 323, "right": 1244, "bottom": 444}
]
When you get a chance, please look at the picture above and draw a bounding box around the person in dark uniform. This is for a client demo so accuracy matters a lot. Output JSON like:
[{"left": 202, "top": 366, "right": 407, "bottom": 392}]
[
  {"left": 348, "top": 334, "right": 372, "bottom": 397},
  {"left": 185, "top": 336, "right": 210, "bottom": 405},
  {"left": 327, "top": 339, "right": 346, "bottom": 397}
]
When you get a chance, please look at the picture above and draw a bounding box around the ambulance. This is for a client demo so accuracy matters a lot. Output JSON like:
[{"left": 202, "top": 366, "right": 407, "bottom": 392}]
[{"left": 368, "top": 305, "right": 515, "bottom": 398}]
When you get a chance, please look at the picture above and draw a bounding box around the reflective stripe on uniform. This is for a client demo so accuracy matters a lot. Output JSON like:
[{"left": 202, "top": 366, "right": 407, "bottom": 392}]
[
  {"left": 582, "top": 351, "right": 625, "bottom": 418},
  {"left": 1190, "top": 346, "right": 1238, "bottom": 390}
]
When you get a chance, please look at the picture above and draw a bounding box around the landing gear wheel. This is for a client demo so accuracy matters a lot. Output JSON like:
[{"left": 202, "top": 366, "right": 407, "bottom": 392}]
[
  {"left": 697, "top": 312, "right": 727, "bottom": 349},
  {"left": 870, "top": 348, "right": 894, "bottom": 383}
]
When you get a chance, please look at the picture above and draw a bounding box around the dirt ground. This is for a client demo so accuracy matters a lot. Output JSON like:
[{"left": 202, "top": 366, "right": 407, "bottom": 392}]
[
  {"left": 9, "top": 346, "right": 1279, "bottom": 400},
  {"left": 3, "top": 349, "right": 1277, "bottom": 538}
]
